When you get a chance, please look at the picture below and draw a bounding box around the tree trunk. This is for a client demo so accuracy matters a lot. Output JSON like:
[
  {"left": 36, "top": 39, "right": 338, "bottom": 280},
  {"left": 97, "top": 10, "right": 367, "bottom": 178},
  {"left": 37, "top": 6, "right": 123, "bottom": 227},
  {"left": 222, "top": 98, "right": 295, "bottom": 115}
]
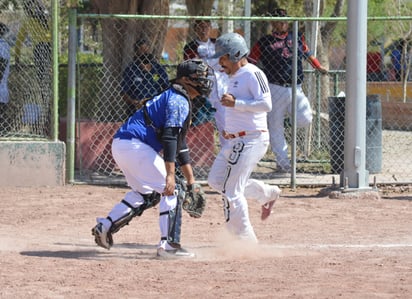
[
  {"left": 185, "top": 0, "right": 214, "bottom": 42},
  {"left": 90, "top": 0, "right": 169, "bottom": 121},
  {"left": 185, "top": 0, "right": 214, "bottom": 16}
]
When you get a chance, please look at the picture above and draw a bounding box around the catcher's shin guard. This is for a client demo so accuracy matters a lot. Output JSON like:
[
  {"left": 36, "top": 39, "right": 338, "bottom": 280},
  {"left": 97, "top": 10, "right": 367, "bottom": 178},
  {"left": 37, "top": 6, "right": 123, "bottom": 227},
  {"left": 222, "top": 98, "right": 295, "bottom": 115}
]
[
  {"left": 160, "top": 197, "right": 183, "bottom": 247},
  {"left": 109, "top": 191, "right": 161, "bottom": 234}
]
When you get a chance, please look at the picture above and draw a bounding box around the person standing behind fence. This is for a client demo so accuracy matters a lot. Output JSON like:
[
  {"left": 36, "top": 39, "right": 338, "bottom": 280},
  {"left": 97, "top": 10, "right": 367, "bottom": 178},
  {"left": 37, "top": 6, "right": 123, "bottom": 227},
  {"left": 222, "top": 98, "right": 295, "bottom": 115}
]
[
  {"left": 92, "top": 59, "right": 213, "bottom": 258},
  {"left": 391, "top": 39, "right": 410, "bottom": 82},
  {"left": 14, "top": 0, "right": 51, "bottom": 101},
  {"left": 183, "top": 19, "right": 217, "bottom": 126},
  {"left": 121, "top": 39, "right": 169, "bottom": 118},
  {"left": 0, "top": 22, "right": 11, "bottom": 136},
  {"left": 249, "top": 8, "right": 328, "bottom": 173},
  {"left": 207, "top": 32, "right": 281, "bottom": 244}
]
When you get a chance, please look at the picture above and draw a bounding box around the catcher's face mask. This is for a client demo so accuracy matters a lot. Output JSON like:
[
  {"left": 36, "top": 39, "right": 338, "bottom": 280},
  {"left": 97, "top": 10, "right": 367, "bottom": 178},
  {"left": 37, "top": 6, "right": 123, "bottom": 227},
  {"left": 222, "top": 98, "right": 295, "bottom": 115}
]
[
  {"left": 177, "top": 59, "right": 213, "bottom": 97},
  {"left": 187, "top": 72, "right": 213, "bottom": 97}
]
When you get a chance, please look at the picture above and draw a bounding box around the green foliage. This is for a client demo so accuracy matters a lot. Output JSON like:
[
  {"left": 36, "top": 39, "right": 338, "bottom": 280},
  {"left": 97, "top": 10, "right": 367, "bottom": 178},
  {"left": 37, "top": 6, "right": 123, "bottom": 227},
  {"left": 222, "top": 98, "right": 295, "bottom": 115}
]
[
  {"left": 58, "top": 53, "right": 103, "bottom": 119},
  {"left": 59, "top": 52, "right": 103, "bottom": 64},
  {"left": 0, "top": 0, "right": 19, "bottom": 10}
]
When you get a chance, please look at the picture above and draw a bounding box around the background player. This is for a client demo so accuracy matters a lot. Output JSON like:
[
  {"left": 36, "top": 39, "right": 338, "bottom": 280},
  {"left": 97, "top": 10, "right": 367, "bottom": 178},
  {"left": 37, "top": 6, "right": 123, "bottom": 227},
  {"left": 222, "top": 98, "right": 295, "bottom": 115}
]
[
  {"left": 183, "top": 19, "right": 217, "bottom": 126},
  {"left": 0, "top": 22, "right": 10, "bottom": 135},
  {"left": 92, "top": 59, "right": 213, "bottom": 259},
  {"left": 121, "top": 39, "right": 169, "bottom": 118},
  {"left": 249, "top": 8, "right": 328, "bottom": 173},
  {"left": 207, "top": 32, "right": 281, "bottom": 243}
]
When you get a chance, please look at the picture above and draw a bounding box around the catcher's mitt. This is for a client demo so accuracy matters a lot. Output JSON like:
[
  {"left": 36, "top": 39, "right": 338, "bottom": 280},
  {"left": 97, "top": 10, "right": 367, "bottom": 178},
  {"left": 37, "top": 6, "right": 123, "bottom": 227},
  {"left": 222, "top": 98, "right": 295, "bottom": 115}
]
[{"left": 182, "top": 183, "right": 206, "bottom": 218}]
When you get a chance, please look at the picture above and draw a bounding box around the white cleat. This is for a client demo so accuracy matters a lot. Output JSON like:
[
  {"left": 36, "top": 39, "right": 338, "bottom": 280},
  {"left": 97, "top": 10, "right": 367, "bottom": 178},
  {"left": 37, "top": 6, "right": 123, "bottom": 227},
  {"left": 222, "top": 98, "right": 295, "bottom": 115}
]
[{"left": 156, "top": 247, "right": 195, "bottom": 259}]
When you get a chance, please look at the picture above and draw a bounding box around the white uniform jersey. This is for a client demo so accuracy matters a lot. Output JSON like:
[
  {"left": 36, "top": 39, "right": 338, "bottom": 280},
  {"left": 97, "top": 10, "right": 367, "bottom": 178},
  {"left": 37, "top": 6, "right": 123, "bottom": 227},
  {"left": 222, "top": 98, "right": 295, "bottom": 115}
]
[
  {"left": 224, "top": 63, "right": 271, "bottom": 133},
  {"left": 197, "top": 40, "right": 228, "bottom": 105},
  {"left": 198, "top": 39, "right": 230, "bottom": 136}
]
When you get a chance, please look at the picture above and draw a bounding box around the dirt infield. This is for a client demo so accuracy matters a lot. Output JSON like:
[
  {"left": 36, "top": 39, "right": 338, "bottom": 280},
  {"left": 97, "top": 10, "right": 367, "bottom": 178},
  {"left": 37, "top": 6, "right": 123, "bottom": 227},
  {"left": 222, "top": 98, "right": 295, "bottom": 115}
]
[{"left": 0, "top": 184, "right": 411, "bottom": 298}]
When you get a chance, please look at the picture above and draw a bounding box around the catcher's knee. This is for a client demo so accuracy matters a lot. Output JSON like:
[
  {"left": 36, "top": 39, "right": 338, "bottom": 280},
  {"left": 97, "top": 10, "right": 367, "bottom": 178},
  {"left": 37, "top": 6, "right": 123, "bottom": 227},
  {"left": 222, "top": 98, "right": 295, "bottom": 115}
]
[{"left": 108, "top": 191, "right": 161, "bottom": 234}]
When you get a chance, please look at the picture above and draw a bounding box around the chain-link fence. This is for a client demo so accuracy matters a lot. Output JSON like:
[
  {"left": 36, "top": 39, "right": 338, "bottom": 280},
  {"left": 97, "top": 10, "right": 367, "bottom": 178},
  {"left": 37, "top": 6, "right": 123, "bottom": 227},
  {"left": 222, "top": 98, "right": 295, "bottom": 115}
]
[
  {"left": 0, "top": 0, "right": 52, "bottom": 139},
  {"left": 1, "top": 2, "right": 411, "bottom": 186},
  {"left": 64, "top": 12, "right": 412, "bottom": 186}
]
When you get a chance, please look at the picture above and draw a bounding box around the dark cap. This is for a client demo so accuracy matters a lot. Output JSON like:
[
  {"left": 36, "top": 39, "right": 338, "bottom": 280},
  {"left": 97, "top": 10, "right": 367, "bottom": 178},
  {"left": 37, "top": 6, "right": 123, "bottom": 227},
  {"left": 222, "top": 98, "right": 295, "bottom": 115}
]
[
  {"left": 176, "top": 59, "right": 208, "bottom": 79},
  {"left": 269, "top": 8, "right": 288, "bottom": 17}
]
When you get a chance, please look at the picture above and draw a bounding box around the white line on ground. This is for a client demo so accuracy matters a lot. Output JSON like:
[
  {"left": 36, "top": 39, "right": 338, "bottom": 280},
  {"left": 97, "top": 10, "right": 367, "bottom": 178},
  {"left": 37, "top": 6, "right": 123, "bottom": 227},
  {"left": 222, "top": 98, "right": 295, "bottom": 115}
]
[{"left": 262, "top": 243, "right": 412, "bottom": 249}]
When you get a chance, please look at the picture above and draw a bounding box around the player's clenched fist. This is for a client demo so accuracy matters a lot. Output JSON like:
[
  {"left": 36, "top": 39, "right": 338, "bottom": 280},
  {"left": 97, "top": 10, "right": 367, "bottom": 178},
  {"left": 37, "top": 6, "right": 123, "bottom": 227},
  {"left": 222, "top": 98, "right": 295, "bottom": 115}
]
[{"left": 220, "top": 93, "right": 236, "bottom": 107}]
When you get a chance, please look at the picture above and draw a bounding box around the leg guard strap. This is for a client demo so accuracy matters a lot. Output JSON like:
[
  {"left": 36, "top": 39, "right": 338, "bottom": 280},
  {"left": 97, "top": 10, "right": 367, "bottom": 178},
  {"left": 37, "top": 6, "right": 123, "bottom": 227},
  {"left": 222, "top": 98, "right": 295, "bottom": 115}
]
[{"left": 109, "top": 191, "right": 161, "bottom": 234}]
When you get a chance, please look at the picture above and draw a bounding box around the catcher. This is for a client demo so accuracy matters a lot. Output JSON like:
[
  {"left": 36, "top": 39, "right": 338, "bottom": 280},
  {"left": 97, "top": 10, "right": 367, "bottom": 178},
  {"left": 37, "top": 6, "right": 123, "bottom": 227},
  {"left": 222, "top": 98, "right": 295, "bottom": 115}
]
[{"left": 91, "top": 59, "right": 210, "bottom": 259}]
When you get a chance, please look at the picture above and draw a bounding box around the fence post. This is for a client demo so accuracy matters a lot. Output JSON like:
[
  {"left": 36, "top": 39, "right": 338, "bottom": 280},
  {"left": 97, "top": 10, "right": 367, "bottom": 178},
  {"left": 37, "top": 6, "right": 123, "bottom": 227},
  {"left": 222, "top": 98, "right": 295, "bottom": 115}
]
[
  {"left": 52, "top": 0, "right": 59, "bottom": 141},
  {"left": 66, "top": 7, "right": 77, "bottom": 183}
]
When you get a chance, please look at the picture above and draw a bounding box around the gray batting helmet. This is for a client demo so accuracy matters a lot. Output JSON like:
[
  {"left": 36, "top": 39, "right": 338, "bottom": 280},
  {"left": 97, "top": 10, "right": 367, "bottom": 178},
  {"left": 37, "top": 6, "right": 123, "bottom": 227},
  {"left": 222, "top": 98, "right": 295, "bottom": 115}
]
[{"left": 211, "top": 32, "right": 249, "bottom": 62}]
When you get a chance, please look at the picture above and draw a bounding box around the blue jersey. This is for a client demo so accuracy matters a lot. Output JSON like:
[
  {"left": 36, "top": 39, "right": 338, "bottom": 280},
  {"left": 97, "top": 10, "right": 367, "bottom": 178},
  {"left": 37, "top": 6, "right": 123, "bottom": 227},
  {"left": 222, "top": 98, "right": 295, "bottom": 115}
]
[
  {"left": 121, "top": 60, "right": 169, "bottom": 101},
  {"left": 114, "top": 86, "right": 190, "bottom": 153}
]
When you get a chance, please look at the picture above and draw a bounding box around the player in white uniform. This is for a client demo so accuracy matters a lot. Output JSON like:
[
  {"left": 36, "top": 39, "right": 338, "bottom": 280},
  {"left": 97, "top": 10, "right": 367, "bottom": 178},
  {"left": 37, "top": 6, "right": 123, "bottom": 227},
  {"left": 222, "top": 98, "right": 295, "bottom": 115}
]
[
  {"left": 190, "top": 25, "right": 280, "bottom": 215},
  {"left": 207, "top": 33, "right": 281, "bottom": 242}
]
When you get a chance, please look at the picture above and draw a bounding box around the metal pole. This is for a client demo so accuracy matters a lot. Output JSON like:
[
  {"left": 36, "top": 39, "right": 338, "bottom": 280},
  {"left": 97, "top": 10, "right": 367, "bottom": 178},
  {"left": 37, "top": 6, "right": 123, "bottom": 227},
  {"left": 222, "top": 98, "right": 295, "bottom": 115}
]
[
  {"left": 290, "top": 21, "right": 298, "bottom": 189},
  {"left": 244, "top": 0, "right": 251, "bottom": 48},
  {"left": 51, "top": 0, "right": 59, "bottom": 141},
  {"left": 66, "top": 8, "right": 77, "bottom": 183},
  {"left": 316, "top": 72, "right": 321, "bottom": 149},
  {"left": 343, "top": 0, "right": 370, "bottom": 189}
]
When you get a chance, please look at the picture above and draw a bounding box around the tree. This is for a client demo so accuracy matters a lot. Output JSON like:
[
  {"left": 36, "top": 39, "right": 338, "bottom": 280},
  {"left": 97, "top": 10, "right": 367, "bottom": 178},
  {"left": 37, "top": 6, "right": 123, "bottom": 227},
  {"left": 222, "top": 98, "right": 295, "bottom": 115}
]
[
  {"left": 89, "top": 0, "right": 169, "bottom": 120},
  {"left": 0, "top": 0, "right": 19, "bottom": 10},
  {"left": 185, "top": 0, "right": 213, "bottom": 16},
  {"left": 185, "top": 0, "right": 214, "bottom": 42}
]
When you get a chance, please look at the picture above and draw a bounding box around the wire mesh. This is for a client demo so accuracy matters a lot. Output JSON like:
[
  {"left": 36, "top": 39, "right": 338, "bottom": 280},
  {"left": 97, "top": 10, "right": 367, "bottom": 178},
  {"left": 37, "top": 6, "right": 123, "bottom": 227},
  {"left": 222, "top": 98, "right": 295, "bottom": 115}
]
[
  {"left": 0, "top": 0, "right": 51, "bottom": 139},
  {"left": 1, "top": 2, "right": 411, "bottom": 186}
]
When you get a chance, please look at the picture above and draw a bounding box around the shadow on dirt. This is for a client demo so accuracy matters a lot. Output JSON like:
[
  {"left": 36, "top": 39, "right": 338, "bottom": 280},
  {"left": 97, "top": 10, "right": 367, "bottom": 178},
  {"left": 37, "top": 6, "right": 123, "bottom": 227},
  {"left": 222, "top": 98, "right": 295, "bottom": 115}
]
[{"left": 20, "top": 242, "right": 159, "bottom": 260}]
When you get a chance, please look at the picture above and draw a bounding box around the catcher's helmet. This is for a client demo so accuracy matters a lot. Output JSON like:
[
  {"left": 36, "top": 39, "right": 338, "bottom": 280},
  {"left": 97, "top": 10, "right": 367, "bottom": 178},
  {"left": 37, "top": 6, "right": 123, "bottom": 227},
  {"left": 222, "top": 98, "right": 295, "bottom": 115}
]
[
  {"left": 211, "top": 32, "right": 249, "bottom": 62},
  {"left": 176, "top": 59, "right": 213, "bottom": 97}
]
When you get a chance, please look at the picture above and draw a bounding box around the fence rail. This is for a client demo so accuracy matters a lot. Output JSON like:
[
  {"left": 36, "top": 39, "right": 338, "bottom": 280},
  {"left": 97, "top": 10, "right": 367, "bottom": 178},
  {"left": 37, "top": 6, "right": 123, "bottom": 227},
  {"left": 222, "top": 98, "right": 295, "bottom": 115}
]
[{"left": 0, "top": 3, "right": 411, "bottom": 186}]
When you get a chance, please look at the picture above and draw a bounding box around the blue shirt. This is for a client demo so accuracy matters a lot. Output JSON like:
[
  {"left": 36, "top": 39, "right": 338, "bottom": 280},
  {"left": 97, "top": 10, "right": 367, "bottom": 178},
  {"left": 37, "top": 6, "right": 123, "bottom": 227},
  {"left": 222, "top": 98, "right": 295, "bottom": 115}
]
[
  {"left": 114, "top": 87, "right": 189, "bottom": 153},
  {"left": 121, "top": 60, "right": 169, "bottom": 102}
]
